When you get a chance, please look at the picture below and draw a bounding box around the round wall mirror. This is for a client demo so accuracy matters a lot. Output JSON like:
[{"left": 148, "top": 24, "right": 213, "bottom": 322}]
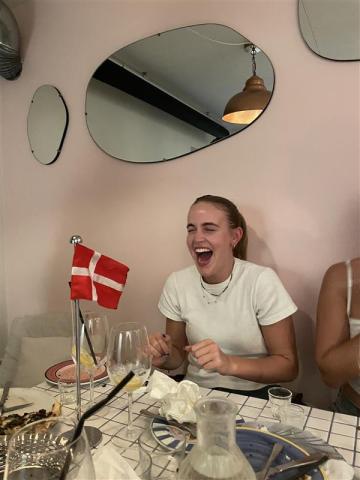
[
  {"left": 85, "top": 24, "right": 275, "bottom": 163},
  {"left": 299, "top": 0, "right": 360, "bottom": 61},
  {"left": 27, "top": 85, "right": 69, "bottom": 165}
]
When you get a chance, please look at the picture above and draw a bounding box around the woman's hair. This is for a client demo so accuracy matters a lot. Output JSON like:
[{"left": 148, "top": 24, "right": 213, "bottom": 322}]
[{"left": 192, "top": 195, "right": 248, "bottom": 260}]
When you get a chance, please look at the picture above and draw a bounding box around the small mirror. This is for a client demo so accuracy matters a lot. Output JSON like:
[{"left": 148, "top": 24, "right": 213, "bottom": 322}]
[
  {"left": 27, "top": 85, "right": 69, "bottom": 165},
  {"left": 299, "top": 0, "right": 360, "bottom": 61},
  {"left": 85, "top": 24, "right": 275, "bottom": 163}
]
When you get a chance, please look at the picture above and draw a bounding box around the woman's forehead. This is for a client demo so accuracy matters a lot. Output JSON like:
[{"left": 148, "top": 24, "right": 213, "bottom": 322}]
[{"left": 188, "top": 202, "right": 226, "bottom": 221}]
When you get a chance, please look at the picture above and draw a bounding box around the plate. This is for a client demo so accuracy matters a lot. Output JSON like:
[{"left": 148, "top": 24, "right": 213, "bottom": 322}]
[
  {"left": 0, "top": 388, "right": 54, "bottom": 417},
  {"left": 45, "top": 360, "right": 108, "bottom": 386},
  {"left": 151, "top": 420, "right": 327, "bottom": 480}
]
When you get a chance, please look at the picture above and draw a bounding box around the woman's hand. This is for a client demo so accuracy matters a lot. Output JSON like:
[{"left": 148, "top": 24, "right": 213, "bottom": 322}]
[
  {"left": 185, "top": 339, "right": 232, "bottom": 375},
  {"left": 149, "top": 332, "right": 172, "bottom": 367}
]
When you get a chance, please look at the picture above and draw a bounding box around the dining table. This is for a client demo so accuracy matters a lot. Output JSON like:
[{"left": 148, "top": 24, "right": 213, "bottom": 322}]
[{"left": 31, "top": 379, "right": 360, "bottom": 479}]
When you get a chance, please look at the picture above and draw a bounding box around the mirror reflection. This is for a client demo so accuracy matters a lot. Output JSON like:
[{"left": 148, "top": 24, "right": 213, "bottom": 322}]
[
  {"left": 85, "top": 24, "right": 275, "bottom": 163},
  {"left": 27, "top": 85, "right": 69, "bottom": 165},
  {"left": 299, "top": 0, "right": 360, "bottom": 61}
]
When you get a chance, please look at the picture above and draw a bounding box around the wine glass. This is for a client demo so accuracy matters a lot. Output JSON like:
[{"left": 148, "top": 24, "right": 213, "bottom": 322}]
[
  {"left": 4, "top": 416, "right": 95, "bottom": 480},
  {"left": 107, "top": 322, "right": 152, "bottom": 439},
  {"left": 72, "top": 311, "right": 109, "bottom": 409}
]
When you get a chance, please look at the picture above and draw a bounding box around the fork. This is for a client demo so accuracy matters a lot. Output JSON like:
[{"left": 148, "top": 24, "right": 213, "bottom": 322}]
[
  {"left": 139, "top": 409, "right": 197, "bottom": 438},
  {"left": 256, "top": 443, "right": 283, "bottom": 480}
]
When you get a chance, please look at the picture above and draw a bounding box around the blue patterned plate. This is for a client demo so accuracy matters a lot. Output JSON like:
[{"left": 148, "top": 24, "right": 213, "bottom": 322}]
[{"left": 151, "top": 421, "right": 327, "bottom": 479}]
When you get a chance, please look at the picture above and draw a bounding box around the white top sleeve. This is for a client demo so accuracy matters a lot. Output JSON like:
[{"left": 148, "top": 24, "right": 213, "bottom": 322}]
[
  {"left": 254, "top": 268, "right": 297, "bottom": 326},
  {"left": 158, "top": 273, "right": 183, "bottom": 321}
]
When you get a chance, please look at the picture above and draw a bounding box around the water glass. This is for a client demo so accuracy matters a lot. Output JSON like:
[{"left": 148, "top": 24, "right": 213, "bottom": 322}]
[
  {"left": 268, "top": 387, "right": 292, "bottom": 420},
  {"left": 138, "top": 425, "right": 187, "bottom": 479},
  {"left": 4, "top": 416, "right": 95, "bottom": 479},
  {"left": 58, "top": 373, "right": 76, "bottom": 406},
  {"left": 121, "top": 447, "right": 152, "bottom": 480},
  {"left": 279, "top": 404, "right": 305, "bottom": 430}
]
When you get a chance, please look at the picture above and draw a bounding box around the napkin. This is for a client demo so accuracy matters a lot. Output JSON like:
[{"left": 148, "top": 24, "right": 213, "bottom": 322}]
[
  {"left": 322, "top": 458, "right": 355, "bottom": 480},
  {"left": 148, "top": 370, "right": 201, "bottom": 423},
  {"left": 93, "top": 444, "right": 141, "bottom": 480}
]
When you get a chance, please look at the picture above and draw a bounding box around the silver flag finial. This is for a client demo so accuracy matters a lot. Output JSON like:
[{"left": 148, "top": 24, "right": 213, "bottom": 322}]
[{"left": 69, "top": 235, "right": 83, "bottom": 245}]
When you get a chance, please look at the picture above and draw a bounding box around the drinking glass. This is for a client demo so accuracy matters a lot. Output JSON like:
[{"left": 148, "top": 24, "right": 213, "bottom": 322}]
[
  {"left": 268, "top": 387, "right": 292, "bottom": 420},
  {"left": 72, "top": 311, "right": 109, "bottom": 409},
  {"left": 138, "top": 426, "right": 187, "bottom": 479},
  {"left": 107, "top": 322, "right": 152, "bottom": 439},
  {"left": 4, "top": 416, "right": 95, "bottom": 480},
  {"left": 279, "top": 404, "right": 305, "bottom": 430}
]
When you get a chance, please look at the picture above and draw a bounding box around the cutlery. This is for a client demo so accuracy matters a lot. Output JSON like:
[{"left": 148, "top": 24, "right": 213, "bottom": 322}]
[
  {"left": 0, "top": 382, "right": 11, "bottom": 416},
  {"left": 3, "top": 402, "right": 34, "bottom": 413},
  {"left": 267, "top": 452, "right": 328, "bottom": 478},
  {"left": 256, "top": 443, "right": 283, "bottom": 480},
  {"left": 139, "top": 409, "right": 197, "bottom": 438}
]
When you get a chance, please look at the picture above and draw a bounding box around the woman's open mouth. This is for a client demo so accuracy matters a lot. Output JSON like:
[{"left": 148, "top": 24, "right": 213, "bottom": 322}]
[{"left": 195, "top": 247, "right": 213, "bottom": 266}]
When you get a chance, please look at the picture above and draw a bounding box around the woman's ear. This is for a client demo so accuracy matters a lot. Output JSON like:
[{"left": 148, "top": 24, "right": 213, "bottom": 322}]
[{"left": 232, "top": 227, "right": 243, "bottom": 248}]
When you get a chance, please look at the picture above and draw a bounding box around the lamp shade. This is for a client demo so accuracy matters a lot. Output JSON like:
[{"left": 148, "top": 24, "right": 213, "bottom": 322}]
[{"left": 222, "top": 74, "right": 271, "bottom": 124}]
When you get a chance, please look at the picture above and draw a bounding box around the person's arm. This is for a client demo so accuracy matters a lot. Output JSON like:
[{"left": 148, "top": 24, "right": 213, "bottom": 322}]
[
  {"left": 149, "top": 319, "right": 188, "bottom": 370},
  {"left": 186, "top": 315, "right": 298, "bottom": 383},
  {"left": 316, "top": 263, "right": 360, "bottom": 388}
]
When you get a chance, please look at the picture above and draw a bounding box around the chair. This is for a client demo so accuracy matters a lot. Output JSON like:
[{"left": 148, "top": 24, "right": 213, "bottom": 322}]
[{"left": 0, "top": 312, "right": 72, "bottom": 387}]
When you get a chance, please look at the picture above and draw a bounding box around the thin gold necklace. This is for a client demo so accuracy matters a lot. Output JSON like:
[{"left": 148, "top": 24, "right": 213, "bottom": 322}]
[{"left": 200, "top": 273, "right": 233, "bottom": 304}]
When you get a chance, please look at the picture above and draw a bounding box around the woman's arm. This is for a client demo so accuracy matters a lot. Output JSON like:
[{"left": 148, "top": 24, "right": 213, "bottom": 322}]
[
  {"left": 316, "top": 263, "right": 360, "bottom": 388},
  {"left": 149, "top": 319, "right": 188, "bottom": 370},
  {"left": 186, "top": 316, "right": 298, "bottom": 383}
]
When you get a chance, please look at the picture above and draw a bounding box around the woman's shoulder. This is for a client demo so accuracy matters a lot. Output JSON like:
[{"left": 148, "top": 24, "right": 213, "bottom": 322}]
[
  {"left": 165, "top": 265, "right": 198, "bottom": 283},
  {"left": 234, "top": 258, "right": 275, "bottom": 276}
]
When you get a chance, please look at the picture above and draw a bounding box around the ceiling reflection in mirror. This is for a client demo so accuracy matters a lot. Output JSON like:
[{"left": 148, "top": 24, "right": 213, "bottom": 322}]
[
  {"left": 85, "top": 24, "right": 275, "bottom": 163},
  {"left": 299, "top": 0, "right": 360, "bottom": 61}
]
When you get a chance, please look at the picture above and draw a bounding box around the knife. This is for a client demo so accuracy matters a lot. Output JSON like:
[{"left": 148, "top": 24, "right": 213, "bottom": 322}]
[
  {"left": 0, "top": 382, "right": 11, "bottom": 416},
  {"left": 267, "top": 453, "right": 328, "bottom": 479},
  {"left": 3, "top": 402, "right": 34, "bottom": 413}
]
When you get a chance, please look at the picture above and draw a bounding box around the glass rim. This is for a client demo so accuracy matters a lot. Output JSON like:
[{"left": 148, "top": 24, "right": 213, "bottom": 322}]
[
  {"left": 110, "top": 322, "right": 148, "bottom": 333},
  {"left": 194, "top": 396, "right": 238, "bottom": 417},
  {"left": 268, "top": 387, "right": 292, "bottom": 399},
  {"left": 6, "top": 415, "right": 84, "bottom": 453}
]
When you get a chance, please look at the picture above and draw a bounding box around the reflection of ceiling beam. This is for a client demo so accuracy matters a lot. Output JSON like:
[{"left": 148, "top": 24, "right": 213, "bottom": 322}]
[{"left": 93, "top": 59, "right": 229, "bottom": 139}]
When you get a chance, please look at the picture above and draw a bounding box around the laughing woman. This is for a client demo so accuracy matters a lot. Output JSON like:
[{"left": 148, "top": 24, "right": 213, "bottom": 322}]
[{"left": 149, "top": 195, "right": 298, "bottom": 398}]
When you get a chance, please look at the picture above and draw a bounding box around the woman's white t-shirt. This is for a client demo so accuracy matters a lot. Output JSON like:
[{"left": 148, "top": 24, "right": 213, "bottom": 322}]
[{"left": 158, "top": 258, "right": 297, "bottom": 391}]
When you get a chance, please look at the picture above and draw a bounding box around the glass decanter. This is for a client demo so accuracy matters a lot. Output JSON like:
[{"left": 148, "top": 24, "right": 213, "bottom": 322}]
[{"left": 177, "top": 397, "right": 256, "bottom": 480}]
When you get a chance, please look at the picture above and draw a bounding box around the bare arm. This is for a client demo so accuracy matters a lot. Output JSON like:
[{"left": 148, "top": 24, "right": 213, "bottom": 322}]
[
  {"left": 186, "top": 316, "right": 298, "bottom": 383},
  {"left": 316, "top": 263, "right": 360, "bottom": 388},
  {"left": 149, "top": 319, "right": 188, "bottom": 370}
]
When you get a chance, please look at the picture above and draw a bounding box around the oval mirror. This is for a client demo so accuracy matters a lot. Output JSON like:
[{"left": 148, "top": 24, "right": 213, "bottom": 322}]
[
  {"left": 27, "top": 85, "right": 69, "bottom": 165},
  {"left": 299, "top": 0, "right": 360, "bottom": 61},
  {"left": 85, "top": 24, "right": 275, "bottom": 163}
]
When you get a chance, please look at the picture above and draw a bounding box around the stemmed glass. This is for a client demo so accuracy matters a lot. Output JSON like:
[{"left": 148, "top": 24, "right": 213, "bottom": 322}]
[
  {"left": 72, "top": 311, "right": 109, "bottom": 410},
  {"left": 107, "top": 322, "right": 152, "bottom": 439}
]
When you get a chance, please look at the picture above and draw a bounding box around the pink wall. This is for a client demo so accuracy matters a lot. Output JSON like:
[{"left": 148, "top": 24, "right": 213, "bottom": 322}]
[{"left": 1, "top": 0, "right": 359, "bottom": 407}]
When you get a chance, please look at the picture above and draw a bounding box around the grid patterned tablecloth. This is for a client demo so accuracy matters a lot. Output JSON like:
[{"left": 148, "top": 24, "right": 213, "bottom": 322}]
[{"left": 34, "top": 381, "right": 360, "bottom": 478}]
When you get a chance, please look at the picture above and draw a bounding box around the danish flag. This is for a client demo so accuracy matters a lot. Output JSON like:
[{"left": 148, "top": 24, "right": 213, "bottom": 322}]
[{"left": 70, "top": 244, "right": 129, "bottom": 309}]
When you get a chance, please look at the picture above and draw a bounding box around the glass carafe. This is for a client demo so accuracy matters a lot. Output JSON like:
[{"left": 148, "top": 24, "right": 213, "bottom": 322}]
[{"left": 177, "top": 397, "right": 256, "bottom": 480}]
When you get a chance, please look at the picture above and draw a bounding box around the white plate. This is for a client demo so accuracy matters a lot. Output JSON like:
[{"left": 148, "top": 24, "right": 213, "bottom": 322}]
[{"left": 0, "top": 388, "right": 54, "bottom": 417}]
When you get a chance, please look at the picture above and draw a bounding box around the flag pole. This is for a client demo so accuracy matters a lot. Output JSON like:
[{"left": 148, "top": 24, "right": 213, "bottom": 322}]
[{"left": 70, "top": 235, "right": 83, "bottom": 421}]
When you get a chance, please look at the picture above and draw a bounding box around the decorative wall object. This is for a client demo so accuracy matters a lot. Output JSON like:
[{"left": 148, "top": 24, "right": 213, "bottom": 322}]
[
  {"left": 0, "top": 0, "right": 21, "bottom": 80},
  {"left": 85, "top": 24, "right": 274, "bottom": 163},
  {"left": 299, "top": 0, "right": 360, "bottom": 61},
  {"left": 27, "top": 85, "right": 69, "bottom": 165}
]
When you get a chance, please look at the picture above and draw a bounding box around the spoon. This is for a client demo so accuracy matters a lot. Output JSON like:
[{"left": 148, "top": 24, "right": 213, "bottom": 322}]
[{"left": 256, "top": 442, "right": 283, "bottom": 480}]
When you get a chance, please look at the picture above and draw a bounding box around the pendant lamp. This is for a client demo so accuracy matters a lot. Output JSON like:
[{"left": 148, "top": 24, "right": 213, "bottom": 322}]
[
  {"left": 222, "top": 44, "right": 271, "bottom": 124},
  {"left": 0, "top": 0, "right": 22, "bottom": 80}
]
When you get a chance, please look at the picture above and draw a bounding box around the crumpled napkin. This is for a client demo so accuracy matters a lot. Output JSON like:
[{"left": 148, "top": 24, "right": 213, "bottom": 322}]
[
  {"left": 322, "top": 458, "right": 354, "bottom": 480},
  {"left": 93, "top": 444, "right": 141, "bottom": 480},
  {"left": 148, "top": 370, "right": 201, "bottom": 423}
]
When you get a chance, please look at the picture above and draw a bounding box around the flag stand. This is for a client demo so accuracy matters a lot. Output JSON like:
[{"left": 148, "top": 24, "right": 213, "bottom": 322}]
[{"left": 70, "top": 235, "right": 102, "bottom": 448}]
